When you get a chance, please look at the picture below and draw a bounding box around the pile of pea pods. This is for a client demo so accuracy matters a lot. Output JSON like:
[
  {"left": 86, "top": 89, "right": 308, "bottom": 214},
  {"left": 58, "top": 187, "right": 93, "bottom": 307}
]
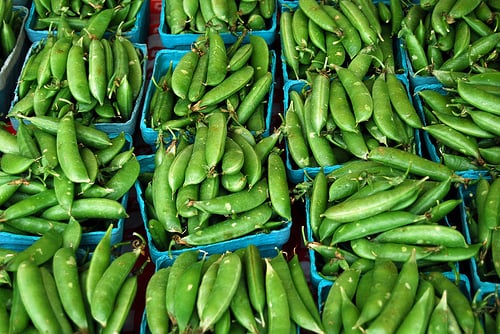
[
  {"left": 9, "top": 11, "right": 145, "bottom": 127},
  {"left": 416, "top": 72, "right": 500, "bottom": 172},
  {"left": 139, "top": 120, "right": 291, "bottom": 252},
  {"left": 399, "top": 0, "right": 500, "bottom": 76},
  {"left": 0, "top": 222, "right": 147, "bottom": 334},
  {"left": 319, "top": 251, "right": 484, "bottom": 334},
  {"left": 164, "top": 0, "right": 275, "bottom": 34},
  {"left": 146, "top": 32, "right": 274, "bottom": 137},
  {"left": 31, "top": 0, "right": 144, "bottom": 34},
  {"left": 0, "top": 118, "right": 138, "bottom": 241},
  {"left": 145, "top": 245, "right": 327, "bottom": 334},
  {"left": 280, "top": 0, "right": 405, "bottom": 81}
]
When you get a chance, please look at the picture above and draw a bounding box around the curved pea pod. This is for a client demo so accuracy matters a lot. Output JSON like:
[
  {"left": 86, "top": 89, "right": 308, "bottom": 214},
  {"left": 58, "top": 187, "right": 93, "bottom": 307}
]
[
  {"left": 334, "top": 64, "right": 372, "bottom": 125},
  {"left": 423, "top": 123, "right": 482, "bottom": 161},
  {"left": 331, "top": 211, "right": 426, "bottom": 245},
  {"left": 173, "top": 258, "right": 205, "bottom": 333},
  {"left": 52, "top": 247, "right": 89, "bottom": 332},
  {"left": 367, "top": 146, "right": 458, "bottom": 181},
  {"left": 179, "top": 203, "right": 273, "bottom": 246},
  {"left": 0, "top": 153, "right": 35, "bottom": 175},
  {"left": 284, "top": 101, "right": 310, "bottom": 168},
  {"left": 321, "top": 178, "right": 426, "bottom": 223},
  {"left": 16, "top": 261, "right": 63, "bottom": 334},
  {"left": 57, "top": 111, "right": 90, "bottom": 183},
  {"left": 371, "top": 73, "right": 403, "bottom": 143},
  {"left": 205, "top": 110, "right": 228, "bottom": 172},
  {"left": 145, "top": 267, "right": 170, "bottom": 334},
  {"left": 267, "top": 151, "right": 292, "bottom": 221},
  {"left": 236, "top": 71, "right": 272, "bottom": 125},
  {"left": 373, "top": 224, "right": 469, "bottom": 248},
  {"left": 90, "top": 247, "right": 141, "bottom": 327},
  {"left": 88, "top": 38, "right": 107, "bottom": 106},
  {"left": 354, "top": 258, "right": 398, "bottom": 329},
  {"left": 66, "top": 42, "right": 92, "bottom": 105},
  {"left": 0, "top": 188, "right": 58, "bottom": 222},
  {"left": 264, "top": 258, "right": 290, "bottom": 334},
  {"left": 191, "top": 177, "right": 268, "bottom": 215},
  {"left": 339, "top": 0, "right": 378, "bottom": 45},
  {"left": 322, "top": 268, "right": 361, "bottom": 334},
  {"left": 199, "top": 252, "right": 242, "bottom": 332},
  {"left": 408, "top": 177, "right": 452, "bottom": 215},
  {"left": 467, "top": 109, "right": 500, "bottom": 137},
  {"left": 299, "top": 0, "right": 339, "bottom": 34},
  {"left": 309, "top": 72, "right": 330, "bottom": 135},
  {"left": 424, "top": 271, "right": 475, "bottom": 334},
  {"left": 41, "top": 198, "right": 128, "bottom": 221},
  {"left": 171, "top": 50, "right": 198, "bottom": 100},
  {"left": 386, "top": 73, "right": 422, "bottom": 129},
  {"left": 230, "top": 267, "right": 260, "bottom": 334},
  {"left": 230, "top": 129, "right": 263, "bottom": 188},
  {"left": 196, "top": 66, "right": 254, "bottom": 110},
  {"left": 280, "top": 10, "right": 300, "bottom": 80},
  {"left": 103, "top": 156, "right": 140, "bottom": 200},
  {"left": 457, "top": 80, "right": 500, "bottom": 116},
  {"left": 221, "top": 136, "right": 244, "bottom": 176},
  {"left": 364, "top": 249, "right": 418, "bottom": 334},
  {"left": 206, "top": 30, "right": 227, "bottom": 87},
  {"left": 395, "top": 280, "right": 435, "bottom": 334},
  {"left": 5, "top": 230, "right": 63, "bottom": 271},
  {"left": 440, "top": 33, "right": 500, "bottom": 71}
]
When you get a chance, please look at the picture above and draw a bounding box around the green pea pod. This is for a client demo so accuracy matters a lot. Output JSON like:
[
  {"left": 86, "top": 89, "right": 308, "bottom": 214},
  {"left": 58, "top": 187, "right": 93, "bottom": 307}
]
[
  {"left": 299, "top": 0, "right": 340, "bottom": 34},
  {"left": 196, "top": 65, "right": 254, "bottom": 109},
  {"left": 236, "top": 71, "right": 272, "bottom": 125},
  {"left": 457, "top": 80, "right": 500, "bottom": 116},
  {"left": 321, "top": 178, "right": 426, "bottom": 223},
  {"left": 367, "top": 146, "right": 457, "bottom": 181},
  {"left": 334, "top": 65, "right": 372, "bottom": 124},
  {"left": 425, "top": 271, "right": 475, "bottom": 334},
  {"left": 145, "top": 267, "right": 170, "bottom": 334},
  {"left": 331, "top": 211, "right": 425, "bottom": 244},
  {"left": 0, "top": 188, "right": 58, "bottom": 222},
  {"left": 5, "top": 230, "right": 63, "bottom": 271},
  {"left": 285, "top": 101, "right": 310, "bottom": 168},
  {"left": 17, "top": 261, "right": 63, "bottom": 334},
  {"left": 205, "top": 110, "right": 228, "bottom": 171},
  {"left": 49, "top": 36, "right": 72, "bottom": 83},
  {"left": 230, "top": 129, "right": 263, "bottom": 188},
  {"left": 52, "top": 247, "right": 89, "bottom": 332},
  {"left": 199, "top": 252, "right": 242, "bottom": 332},
  {"left": 56, "top": 111, "right": 90, "bottom": 183},
  {"left": 88, "top": 38, "right": 107, "bottom": 106},
  {"left": 339, "top": 0, "right": 377, "bottom": 45},
  {"left": 264, "top": 257, "right": 290, "bottom": 334},
  {"left": 322, "top": 268, "right": 361, "bottom": 334},
  {"left": 180, "top": 203, "right": 273, "bottom": 246},
  {"left": 423, "top": 123, "right": 482, "bottom": 160},
  {"left": 365, "top": 250, "right": 419, "bottom": 333},
  {"left": 309, "top": 72, "right": 330, "bottom": 135},
  {"left": 280, "top": 10, "right": 300, "bottom": 80},
  {"left": 373, "top": 224, "right": 468, "bottom": 248},
  {"left": 90, "top": 247, "right": 141, "bottom": 327},
  {"left": 267, "top": 151, "right": 292, "bottom": 221},
  {"left": 395, "top": 281, "right": 435, "bottom": 334}
]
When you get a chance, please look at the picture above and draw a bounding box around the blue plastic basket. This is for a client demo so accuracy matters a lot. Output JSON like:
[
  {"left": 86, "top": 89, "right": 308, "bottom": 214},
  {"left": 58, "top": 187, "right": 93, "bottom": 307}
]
[
  {"left": 159, "top": 0, "right": 277, "bottom": 50},
  {"left": 134, "top": 154, "right": 292, "bottom": 265},
  {"left": 412, "top": 84, "right": 492, "bottom": 173},
  {"left": 140, "top": 48, "right": 277, "bottom": 150},
  {"left": 24, "top": 0, "right": 149, "bottom": 43},
  {"left": 0, "top": 133, "right": 134, "bottom": 251},
  {"left": 457, "top": 172, "right": 499, "bottom": 294},
  {"left": 0, "top": 6, "right": 29, "bottom": 118},
  {"left": 283, "top": 76, "right": 423, "bottom": 184},
  {"left": 317, "top": 271, "right": 472, "bottom": 317},
  {"left": 8, "top": 41, "right": 148, "bottom": 137}
]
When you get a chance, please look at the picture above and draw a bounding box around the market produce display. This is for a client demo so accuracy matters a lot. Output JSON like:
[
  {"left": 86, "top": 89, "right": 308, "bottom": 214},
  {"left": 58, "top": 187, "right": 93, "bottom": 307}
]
[
  {"left": 0, "top": 223, "right": 147, "bottom": 334},
  {"left": 9, "top": 24, "right": 145, "bottom": 128},
  {"left": 319, "top": 252, "right": 479, "bottom": 334},
  {"left": 0, "top": 118, "right": 138, "bottom": 246},
  {"left": 145, "top": 246, "right": 325, "bottom": 334},
  {"left": 30, "top": 0, "right": 145, "bottom": 35},
  {"left": 0, "top": 0, "right": 499, "bottom": 332},
  {"left": 164, "top": 0, "right": 276, "bottom": 34},
  {"left": 145, "top": 33, "right": 274, "bottom": 140}
]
